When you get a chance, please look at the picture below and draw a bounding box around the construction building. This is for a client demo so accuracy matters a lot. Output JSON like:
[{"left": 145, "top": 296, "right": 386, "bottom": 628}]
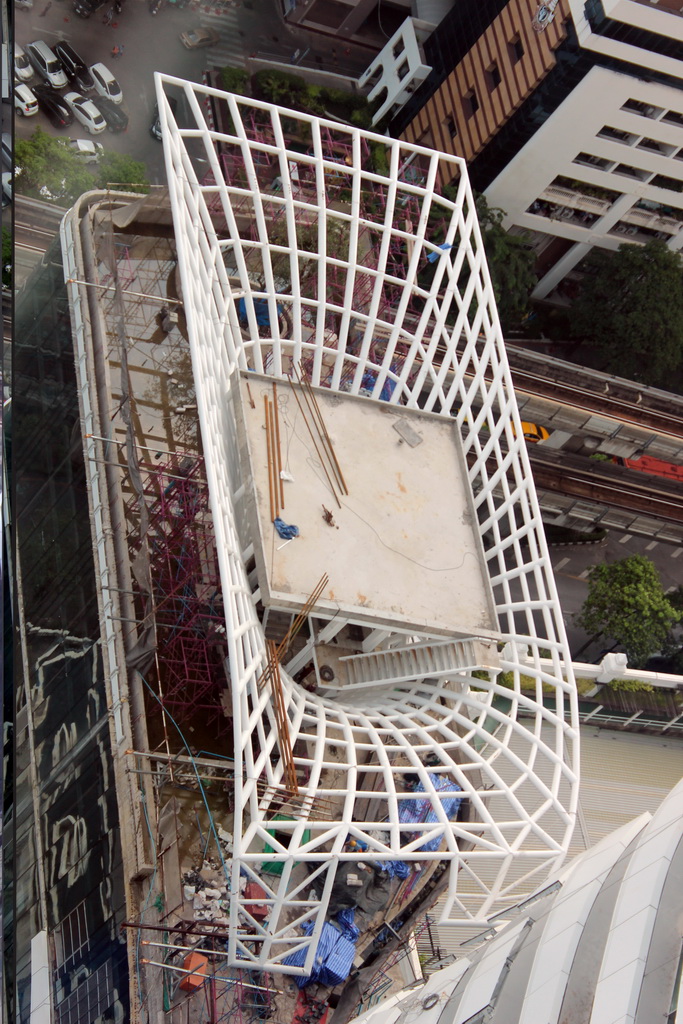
[
  {"left": 5, "top": 79, "right": 584, "bottom": 1022},
  {"left": 394, "top": 0, "right": 683, "bottom": 299}
]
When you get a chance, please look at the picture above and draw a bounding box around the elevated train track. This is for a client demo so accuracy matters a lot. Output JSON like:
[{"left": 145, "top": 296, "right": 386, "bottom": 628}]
[
  {"left": 505, "top": 345, "right": 683, "bottom": 441},
  {"left": 528, "top": 448, "right": 683, "bottom": 526}
]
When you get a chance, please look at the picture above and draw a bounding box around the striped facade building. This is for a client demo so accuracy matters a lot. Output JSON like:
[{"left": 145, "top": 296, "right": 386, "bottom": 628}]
[
  {"left": 395, "top": 0, "right": 570, "bottom": 176},
  {"left": 394, "top": 0, "right": 683, "bottom": 300}
]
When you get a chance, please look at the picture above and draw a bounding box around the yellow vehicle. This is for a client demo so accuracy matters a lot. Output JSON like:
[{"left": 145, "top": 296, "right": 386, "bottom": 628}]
[{"left": 516, "top": 421, "right": 550, "bottom": 443}]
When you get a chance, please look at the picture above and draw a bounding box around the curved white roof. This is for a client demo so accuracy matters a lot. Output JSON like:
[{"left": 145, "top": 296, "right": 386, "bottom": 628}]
[{"left": 348, "top": 779, "right": 683, "bottom": 1024}]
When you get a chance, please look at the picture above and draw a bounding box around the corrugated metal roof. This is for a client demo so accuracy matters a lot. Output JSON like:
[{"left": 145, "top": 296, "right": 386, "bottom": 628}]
[{"left": 422, "top": 725, "right": 683, "bottom": 958}]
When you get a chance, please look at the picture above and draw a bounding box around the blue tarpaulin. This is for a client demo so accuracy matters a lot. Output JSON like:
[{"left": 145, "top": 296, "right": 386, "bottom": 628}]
[
  {"left": 238, "top": 297, "right": 282, "bottom": 328},
  {"left": 378, "top": 860, "right": 411, "bottom": 879},
  {"left": 398, "top": 773, "right": 462, "bottom": 852},
  {"left": 282, "top": 911, "right": 359, "bottom": 987},
  {"left": 360, "top": 369, "right": 397, "bottom": 403}
]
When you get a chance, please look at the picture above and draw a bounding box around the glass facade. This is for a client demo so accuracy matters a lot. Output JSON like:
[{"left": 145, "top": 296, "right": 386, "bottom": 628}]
[{"left": 6, "top": 237, "right": 129, "bottom": 1023}]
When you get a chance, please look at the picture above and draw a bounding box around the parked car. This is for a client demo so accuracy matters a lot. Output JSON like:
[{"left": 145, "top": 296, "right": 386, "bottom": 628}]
[
  {"left": 92, "top": 95, "right": 128, "bottom": 132},
  {"left": 14, "top": 44, "right": 34, "bottom": 82},
  {"left": 33, "top": 84, "right": 74, "bottom": 128},
  {"left": 15, "top": 83, "right": 39, "bottom": 116},
  {"left": 73, "top": 0, "right": 108, "bottom": 17},
  {"left": 89, "top": 62, "right": 122, "bottom": 104},
  {"left": 54, "top": 42, "right": 95, "bottom": 93},
  {"left": 1, "top": 172, "right": 11, "bottom": 209},
  {"left": 1, "top": 132, "right": 11, "bottom": 171},
  {"left": 179, "top": 27, "right": 219, "bottom": 49},
  {"left": 26, "top": 40, "right": 69, "bottom": 89},
  {"left": 63, "top": 91, "right": 107, "bottom": 134},
  {"left": 150, "top": 96, "right": 177, "bottom": 140},
  {"left": 68, "top": 138, "right": 104, "bottom": 163}
]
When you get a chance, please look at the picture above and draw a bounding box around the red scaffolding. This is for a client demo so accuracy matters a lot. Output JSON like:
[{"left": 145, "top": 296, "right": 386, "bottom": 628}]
[{"left": 127, "top": 457, "right": 229, "bottom": 728}]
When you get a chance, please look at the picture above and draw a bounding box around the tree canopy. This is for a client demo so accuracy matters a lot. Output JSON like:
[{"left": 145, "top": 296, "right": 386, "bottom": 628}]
[
  {"left": 575, "top": 554, "right": 681, "bottom": 666},
  {"left": 475, "top": 194, "right": 537, "bottom": 328},
  {"left": 14, "top": 127, "right": 149, "bottom": 203},
  {"left": 96, "top": 152, "right": 149, "bottom": 193},
  {"left": 570, "top": 239, "right": 683, "bottom": 386},
  {"left": 417, "top": 191, "right": 537, "bottom": 326},
  {"left": 15, "top": 127, "right": 96, "bottom": 202}
]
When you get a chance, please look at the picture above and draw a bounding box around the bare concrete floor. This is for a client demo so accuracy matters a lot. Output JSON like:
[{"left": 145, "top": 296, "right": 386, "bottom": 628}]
[{"left": 238, "top": 374, "right": 497, "bottom": 640}]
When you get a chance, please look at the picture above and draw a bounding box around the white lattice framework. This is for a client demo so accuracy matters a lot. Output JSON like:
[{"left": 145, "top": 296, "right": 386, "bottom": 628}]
[{"left": 156, "top": 74, "right": 580, "bottom": 975}]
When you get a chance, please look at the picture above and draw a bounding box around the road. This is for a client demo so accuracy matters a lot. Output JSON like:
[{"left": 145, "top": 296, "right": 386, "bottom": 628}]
[{"left": 13, "top": 194, "right": 67, "bottom": 288}]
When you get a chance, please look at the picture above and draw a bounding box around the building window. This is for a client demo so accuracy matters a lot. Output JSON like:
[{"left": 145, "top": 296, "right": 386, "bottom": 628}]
[
  {"left": 485, "top": 62, "right": 501, "bottom": 92},
  {"left": 597, "top": 125, "right": 636, "bottom": 145},
  {"left": 651, "top": 172, "right": 683, "bottom": 192},
  {"left": 56, "top": 962, "right": 115, "bottom": 1024},
  {"left": 621, "top": 99, "right": 661, "bottom": 119},
  {"left": 508, "top": 35, "right": 525, "bottom": 63},
  {"left": 613, "top": 163, "right": 651, "bottom": 182},
  {"left": 573, "top": 151, "right": 614, "bottom": 171},
  {"left": 445, "top": 117, "right": 457, "bottom": 139},
  {"left": 54, "top": 902, "right": 90, "bottom": 974},
  {"left": 463, "top": 88, "right": 479, "bottom": 119},
  {"left": 638, "top": 137, "right": 675, "bottom": 157},
  {"left": 662, "top": 109, "right": 683, "bottom": 128}
]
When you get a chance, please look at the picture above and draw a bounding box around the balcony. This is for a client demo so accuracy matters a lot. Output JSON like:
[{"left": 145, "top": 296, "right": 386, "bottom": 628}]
[
  {"left": 609, "top": 221, "right": 673, "bottom": 243},
  {"left": 621, "top": 206, "right": 683, "bottom": 234},
  {"left": 538, "top": 185, "right": 612, "bottom": 215}
]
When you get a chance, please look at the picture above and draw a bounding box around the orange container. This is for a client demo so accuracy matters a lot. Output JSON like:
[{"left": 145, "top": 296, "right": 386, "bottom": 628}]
[{"left": 179, "top": 952, "right": 209, "bottom": 991}]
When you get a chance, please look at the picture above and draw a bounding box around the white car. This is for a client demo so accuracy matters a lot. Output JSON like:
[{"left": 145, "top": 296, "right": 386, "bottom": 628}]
[
  {"left": 26, "top": 40, "right": 69, "bottom": 89},
  {"left": 68, "top": 138, "right": 104, "bottom": 163},
  {"left": 15, "top": 83, "right": 39, "bottom": 117},
  {"left": 1, "top": 172, "right": 11, "bottom": 209},
  {"left": 14, "top": 44, "right": 34, "bottom": 82},
  {"left": 63, "top": 91, "right": 107, "bottom": 134},
  {"left": 89, "top": 63, "right": 122, "bottom": 105}
]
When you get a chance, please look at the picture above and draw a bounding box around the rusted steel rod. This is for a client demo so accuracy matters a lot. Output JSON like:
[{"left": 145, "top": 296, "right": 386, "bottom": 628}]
[
  {"left": 264, "top": 394, "right": 275, "bottom": 522},
  {"left": 273, "top": 382, "right": 285, "bottom": 511},
  {"left": 289, "top": 381, "right": 341, "bottom": 508}
]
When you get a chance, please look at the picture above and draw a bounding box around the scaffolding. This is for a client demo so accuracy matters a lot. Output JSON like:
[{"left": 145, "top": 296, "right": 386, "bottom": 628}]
[{"left": 126, "top": 456, "right": 229, "bottom": 727}]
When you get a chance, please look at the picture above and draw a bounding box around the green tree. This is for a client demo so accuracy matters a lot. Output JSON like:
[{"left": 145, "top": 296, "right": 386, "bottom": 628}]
[
  {"left": 570, "top": 239, "right": 683, "bottom": 386},
  {"left": 2, "top": 227, "right": 11, "bottom": 289},
  {"left": 14, "top": 127, "right": 96, "bottom": 202},
  {"left": 475, "top": 194, "right": 537, "bottom": 328},
  {"left": 220, "top": 67, "right": 250, "bottom": 94},
  {"left": 96, "top": 152, "right": 149, "bottom": 193},
  {"left": 423, "top": 190, "right": 537, "bottom": 326},
  {"left": 575, "top": 555, "right": 681, "bottom": 666}
]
